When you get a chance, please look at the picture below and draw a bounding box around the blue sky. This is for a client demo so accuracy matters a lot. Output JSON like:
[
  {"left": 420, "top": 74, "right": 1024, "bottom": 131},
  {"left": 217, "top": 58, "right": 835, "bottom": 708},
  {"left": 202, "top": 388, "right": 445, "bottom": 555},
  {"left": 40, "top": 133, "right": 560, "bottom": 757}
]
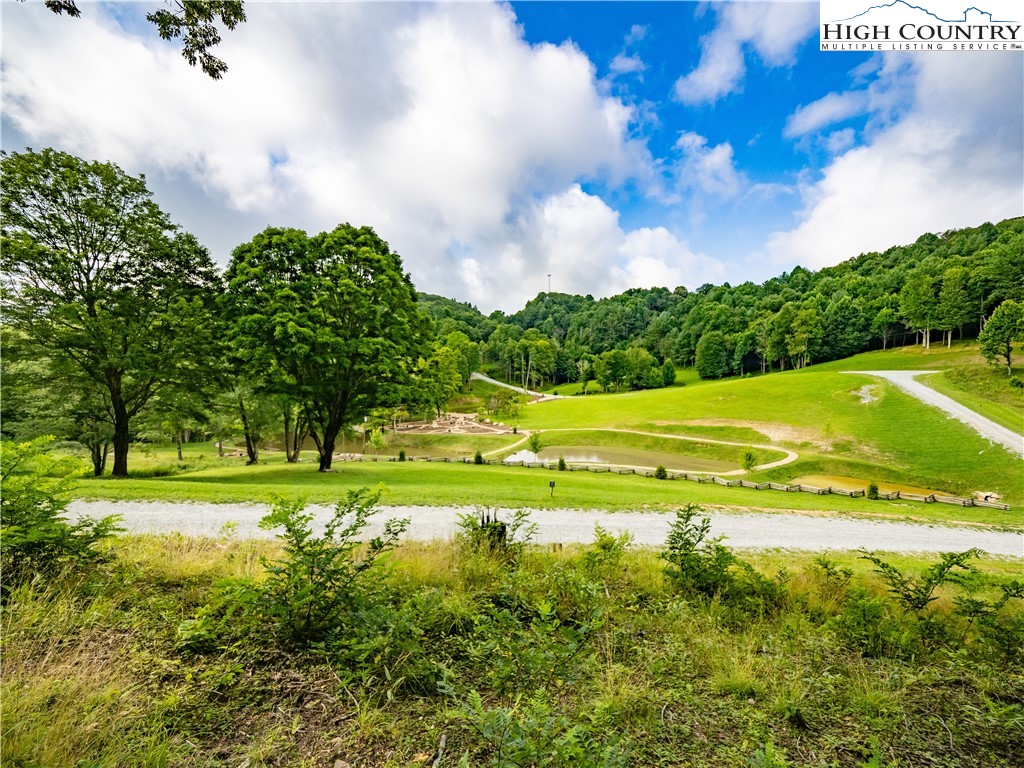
[{"left": 2, "top": 1, "right": 1021, "bottom": 311}]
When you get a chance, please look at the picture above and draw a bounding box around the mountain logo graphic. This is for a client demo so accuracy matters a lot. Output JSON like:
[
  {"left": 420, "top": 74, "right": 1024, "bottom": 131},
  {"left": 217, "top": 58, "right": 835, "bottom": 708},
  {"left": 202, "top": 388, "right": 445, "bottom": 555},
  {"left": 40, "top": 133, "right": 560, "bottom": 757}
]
[{"left": 829, "top": 1, "right": 1018, "bottom": 24}]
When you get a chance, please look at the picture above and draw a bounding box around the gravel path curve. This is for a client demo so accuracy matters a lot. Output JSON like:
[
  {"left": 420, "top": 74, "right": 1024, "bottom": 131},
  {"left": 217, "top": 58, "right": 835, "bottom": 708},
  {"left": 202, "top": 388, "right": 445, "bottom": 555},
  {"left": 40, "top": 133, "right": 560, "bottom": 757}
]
[
  {"left": 847, "top": 370, "right": 1024, "bottom": 457},
  {"left": 69, "top": 501, "right": 1023, "bottom": 556}
]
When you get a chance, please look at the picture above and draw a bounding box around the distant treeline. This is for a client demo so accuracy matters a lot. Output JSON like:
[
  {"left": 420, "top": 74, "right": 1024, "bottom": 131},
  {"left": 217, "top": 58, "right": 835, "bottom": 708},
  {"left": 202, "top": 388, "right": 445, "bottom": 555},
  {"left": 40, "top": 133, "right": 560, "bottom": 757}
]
[{"left": 420, "top": 218, "right": 1024, "bottom": 386}]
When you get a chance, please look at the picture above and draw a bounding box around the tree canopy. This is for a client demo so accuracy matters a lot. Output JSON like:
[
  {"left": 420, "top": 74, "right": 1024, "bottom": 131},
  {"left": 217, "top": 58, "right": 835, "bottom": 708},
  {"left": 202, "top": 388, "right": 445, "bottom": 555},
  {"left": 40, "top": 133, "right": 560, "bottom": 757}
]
[
  {"left": 40, "top": 0, "right": 246, "bottom": 79},
  {"left": 223, "top": 225, "right": 430, "bottom": 471},
  {"left": 1, "top": 148, "right": 222, "bottom": 476}
]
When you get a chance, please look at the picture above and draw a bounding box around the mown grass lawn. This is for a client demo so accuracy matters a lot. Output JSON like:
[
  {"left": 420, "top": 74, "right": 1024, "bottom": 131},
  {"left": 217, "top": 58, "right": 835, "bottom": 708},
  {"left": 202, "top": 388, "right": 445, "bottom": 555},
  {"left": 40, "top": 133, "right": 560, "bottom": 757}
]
[{"left": 73, "top": 455, "right": 1022, "bottom": 528}]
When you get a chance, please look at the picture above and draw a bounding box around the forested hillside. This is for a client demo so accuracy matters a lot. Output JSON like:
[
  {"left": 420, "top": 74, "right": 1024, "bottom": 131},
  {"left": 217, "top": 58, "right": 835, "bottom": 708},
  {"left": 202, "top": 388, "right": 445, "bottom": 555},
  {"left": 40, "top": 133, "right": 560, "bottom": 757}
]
[{"left": 421, "top": 218, "right": 1023, "bottom": 387}]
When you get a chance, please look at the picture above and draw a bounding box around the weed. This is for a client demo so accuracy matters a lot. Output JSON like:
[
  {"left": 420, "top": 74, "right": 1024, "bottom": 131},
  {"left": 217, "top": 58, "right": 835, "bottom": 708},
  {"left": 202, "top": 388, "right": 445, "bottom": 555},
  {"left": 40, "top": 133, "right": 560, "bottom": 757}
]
[
  {"left": 257, "top": 489, "right": 409, "bottom": 649},
  {"left": 1, "top": 437, "right": 121, "bottom": 597},
  {"left": 859, "top": 549, "right": 980, "bottom": 614},
  {"left": 660, "top": 504, "right": 736, "bottom": 599}
]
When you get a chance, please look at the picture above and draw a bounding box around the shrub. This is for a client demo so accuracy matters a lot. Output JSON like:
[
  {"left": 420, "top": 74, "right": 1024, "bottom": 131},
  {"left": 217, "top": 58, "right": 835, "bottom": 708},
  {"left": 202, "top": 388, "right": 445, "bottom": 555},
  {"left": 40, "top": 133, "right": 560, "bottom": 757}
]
[
  {"left": 474, "top": 450, "right": 485, "bottom": 465},
  {"left": 653, "top": 465, "right": 668, "bottom": 480},
  {"left": 557, "top": 456, "right": 567, "bottom": 471},
  {"left": 867, "top": 482, "right": 879, "bottom": 500},
  {"left": 454, "top": 689, "right": 628, "bottom": 767},
  {"left": 660, "top": 504, "right": 735, "bottom": 599},
  {"left": 860, "top": 549, "right": 980, "bottom": 614},
  {"left": 583, "top": 525, "right": 633, "bottom": 575},
  {"left": 741, "top": 450, "right": 758, "bottom": 472},
  {"left": 398, "top": 449, "right": 406, "bottom": 462},
  {"left": 256, "top": 489, "right": 409, "bottom": 649},
  {"left": 527, "top": 433, "right": 544, "bottom": 454},
  {"left": 1, "top": 437, "right": 121, "bottom": 596},
  {"left": 457, "top": 508, "right": 536, "bottom": 567},
  {"left": 1009, "top": 375, "right": 1023, "bottom": 389}
]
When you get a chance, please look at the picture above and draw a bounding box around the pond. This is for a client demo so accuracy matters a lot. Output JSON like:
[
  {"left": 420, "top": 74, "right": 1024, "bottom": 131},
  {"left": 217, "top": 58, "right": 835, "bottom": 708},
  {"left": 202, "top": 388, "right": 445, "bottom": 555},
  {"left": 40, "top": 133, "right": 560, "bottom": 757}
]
[{"left": 504, "top": 445, "right": 737, "bottom": 473}]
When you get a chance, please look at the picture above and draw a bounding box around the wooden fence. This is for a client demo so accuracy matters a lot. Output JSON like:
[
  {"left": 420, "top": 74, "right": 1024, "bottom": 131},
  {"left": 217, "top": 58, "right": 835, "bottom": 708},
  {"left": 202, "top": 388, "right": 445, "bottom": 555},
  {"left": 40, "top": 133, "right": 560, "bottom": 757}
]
[{"left": 339, "top": 454, "right": 1011, "bottom": 511}]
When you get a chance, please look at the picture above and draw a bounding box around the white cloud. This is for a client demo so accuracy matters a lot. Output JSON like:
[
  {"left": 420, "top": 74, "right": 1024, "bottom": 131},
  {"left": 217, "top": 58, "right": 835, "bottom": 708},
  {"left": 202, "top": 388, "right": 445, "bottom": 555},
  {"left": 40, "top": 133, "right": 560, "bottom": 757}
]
[
  {"left": 674, "top": 3, "right": 818, "bottom": 104},
  {"left": 766, "top": 54, "right": 1023, "bottom": 270},
  {"left": 609, "top": 53, "right": 646, "bottom": 76},
  {"left": 784, "top": 91, "right": 869, "bottom": 137},
  {"left": 674, "top": 132, "right": 744, "bottom": 199},
  {"left": 458, "top": 185, "right": 726, "bottom": 307},
  {"left": 2, "top": 2, "right": 661, "bottom": 311},
  {"left": 823, "top": 128, "right": 856, "bottom": 154},
  {"left": 625, "top": 24, "right": 647, "bottom": 46}
]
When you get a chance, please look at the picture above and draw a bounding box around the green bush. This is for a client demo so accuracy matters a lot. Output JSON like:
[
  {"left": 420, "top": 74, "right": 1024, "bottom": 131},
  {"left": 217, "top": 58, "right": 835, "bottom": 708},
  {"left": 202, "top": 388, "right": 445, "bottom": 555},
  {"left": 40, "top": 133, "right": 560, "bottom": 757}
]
[
  {"left": 1009, "top": 375, "right": 1023, "bottom": 389},
  {"left": 399, "top": 449, "right": 407, "bottom": 462},
  {"left": 867, "top": 482, "right": 879, "bottom": 500},
  {"left": 558, "top": 456, "right": 567, "bottom": 471},
  {"left": 474, "top": 450, "right": 485, "bottom": 465},
  {"left": 653, "top": 465, "right": 668, "bottom": 480},
  {"left": 454, "top": 689, "right": 628, "bottom": 767},
  {"left": 257, "top": 489, "right": 409, "bottom": 649},
  {"left": 457, "top": 508, "right": 536, "bottom": 566},
  {"left": 1, "top": 437, "right": 121, "bottom": 596},
  {"left": 660, "top": 504, "right": 736, "bottom": 599},
  {"left": 527, "top": 433, "right": 544, "bottom": 454}
]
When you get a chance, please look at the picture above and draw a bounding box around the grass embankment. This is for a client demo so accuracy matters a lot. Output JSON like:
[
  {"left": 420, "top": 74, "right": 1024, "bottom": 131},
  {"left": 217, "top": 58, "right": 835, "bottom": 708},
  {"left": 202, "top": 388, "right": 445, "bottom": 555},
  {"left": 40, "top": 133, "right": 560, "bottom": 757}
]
[
  {"left": 72, "top": 448, "right": 1021, "bottom": 527},
  {"left": 518, "top": 364, "right": 1023, "bottom": 507},
  {"left": 3, "top": 530, "right": 1022, "bottom": 767}
]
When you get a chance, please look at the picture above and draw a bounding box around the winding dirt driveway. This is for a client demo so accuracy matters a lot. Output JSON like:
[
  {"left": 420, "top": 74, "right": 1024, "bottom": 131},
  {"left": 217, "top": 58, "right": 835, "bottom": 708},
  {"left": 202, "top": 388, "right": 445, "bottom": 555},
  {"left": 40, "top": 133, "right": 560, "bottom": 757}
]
[
  {"left": 68, "top": 500, "right": 1023, "bottom": 556},
  {"left": 847, "top": 371, "right": 1024, "bottom": 458},
  {"left": 485, "top": 427, "right": 798, "bottom": 474}
]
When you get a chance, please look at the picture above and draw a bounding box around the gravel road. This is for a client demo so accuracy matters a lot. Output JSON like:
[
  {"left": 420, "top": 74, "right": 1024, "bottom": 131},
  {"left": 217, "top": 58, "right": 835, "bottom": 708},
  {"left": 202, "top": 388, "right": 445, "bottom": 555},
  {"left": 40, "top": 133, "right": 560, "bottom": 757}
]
[
  {"left": 69, "top": 500, "right": 1023, "bottom": 556},
  {"left": 847, "top": 370, "right": 1024, "bottom": 457}
]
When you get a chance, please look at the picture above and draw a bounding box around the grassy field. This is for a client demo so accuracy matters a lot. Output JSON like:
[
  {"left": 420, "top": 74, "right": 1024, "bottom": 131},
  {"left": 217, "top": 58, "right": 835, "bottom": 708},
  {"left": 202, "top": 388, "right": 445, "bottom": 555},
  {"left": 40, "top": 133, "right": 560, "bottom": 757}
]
[
  {"left": 518, "top": 372, "right": 1021, "bottom": 506},
  {"left": 72, "top": 449, "right": 1021, "bottom": 528},
  {"left": 67, "top": 343, "right": 1023, "bottom": 522},
  {"left": 3, "top": 526, "right": 1022, "bottom": 768}
]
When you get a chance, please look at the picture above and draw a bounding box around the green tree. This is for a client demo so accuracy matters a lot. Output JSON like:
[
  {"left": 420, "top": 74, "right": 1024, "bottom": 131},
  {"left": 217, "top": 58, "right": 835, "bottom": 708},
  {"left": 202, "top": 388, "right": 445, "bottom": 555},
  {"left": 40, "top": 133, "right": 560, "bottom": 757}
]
[
  {"left": 42, "top": 0, "right": 246, "bottom": 79},
  {"left": 223, "top": 225, "right": 429, "bottom": 471},
  {"left": 695, "top": 331, "right": 732, "bottom": 379},
  {"left": 870, "top": 306, "right": 901, "bottom": 350},
  {"left": 420, "top": 346, "right": 463, "bottom": 417},
  {"left": 900, "top": 271, "right": 939, "bottom": 349},
  {"left": 979, "top": 300, "right": 1024, "bottom": 375},
  {"left": 661, "top": 359, "right": 677, "bottom": 387},
  {"left": 938, "top": 267, "right": 973, "bottom": 347},
  {"left": 1, "top": 148, "right": 221, "bottom": 477}
]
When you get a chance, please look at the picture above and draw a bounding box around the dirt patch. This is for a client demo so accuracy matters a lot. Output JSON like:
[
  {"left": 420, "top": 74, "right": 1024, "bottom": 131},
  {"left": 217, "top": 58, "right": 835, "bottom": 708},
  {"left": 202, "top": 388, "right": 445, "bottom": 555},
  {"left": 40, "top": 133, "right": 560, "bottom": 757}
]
[
  {"left": 672, "top": 418, "right": 833, "bottom": 450},
  {"left": 394, "top": 412, "right": 512, "bottom": 436}
]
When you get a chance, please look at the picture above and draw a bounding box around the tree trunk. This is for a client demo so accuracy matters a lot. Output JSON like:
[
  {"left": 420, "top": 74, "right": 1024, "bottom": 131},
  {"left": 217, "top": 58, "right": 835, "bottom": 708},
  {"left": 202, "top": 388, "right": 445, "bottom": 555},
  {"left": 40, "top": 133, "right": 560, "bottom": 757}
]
[
  {"left": 284, "top": 406, "right": 306, "bottom": 463},
  {"left": 217, "top": 439, "right": 224, "bottom": 458},
  {"left": 89, "top": 441, "right": 109, "bottom": 476},
  {"left": 238, "top": 396, "right": 259, "bottom": 465},
  {"left": 317, "top": 424, "right": 340, "bottom": 471},
  {"left": 111, "top": 402, "right": 130, "bottom": 477},
  {"left": 176, "top": 433, "right": 183, "bottom": 461}
]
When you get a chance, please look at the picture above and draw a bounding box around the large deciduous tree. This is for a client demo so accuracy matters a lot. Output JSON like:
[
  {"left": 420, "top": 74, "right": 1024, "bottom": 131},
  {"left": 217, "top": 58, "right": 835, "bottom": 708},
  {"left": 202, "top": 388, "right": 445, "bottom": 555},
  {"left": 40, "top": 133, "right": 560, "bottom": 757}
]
[
  {"left": 979, "top": 300, "right": 1024, "bottom": 375},
  {"left": 1, "top": 148, "right": 221, "bottom": 477},
  {"left": 223, "top": 225, "right": 429, "bottom": 472}
]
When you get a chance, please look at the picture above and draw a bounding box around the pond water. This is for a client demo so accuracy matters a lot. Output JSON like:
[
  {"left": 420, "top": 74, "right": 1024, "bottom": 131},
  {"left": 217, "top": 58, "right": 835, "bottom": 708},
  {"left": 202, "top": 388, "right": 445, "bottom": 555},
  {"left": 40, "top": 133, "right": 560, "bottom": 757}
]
[{"left": 504, "top": 445, "right": 736, "bottom": 473}]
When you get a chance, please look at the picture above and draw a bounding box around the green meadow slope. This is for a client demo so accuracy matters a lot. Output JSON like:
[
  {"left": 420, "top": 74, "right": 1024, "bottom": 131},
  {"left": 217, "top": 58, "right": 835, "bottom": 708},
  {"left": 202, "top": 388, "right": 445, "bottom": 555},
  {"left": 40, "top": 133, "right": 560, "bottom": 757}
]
[{"left": 72, "top": 344, "right": 1022, "bottom": 524}]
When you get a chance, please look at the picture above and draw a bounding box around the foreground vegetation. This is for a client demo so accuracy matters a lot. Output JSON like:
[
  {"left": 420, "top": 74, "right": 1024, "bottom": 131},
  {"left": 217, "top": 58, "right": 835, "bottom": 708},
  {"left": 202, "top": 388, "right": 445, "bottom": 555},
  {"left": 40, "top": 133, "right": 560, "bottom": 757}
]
[
  {"left": 4, "top": 512, "right": 1022, "bottom": 767},
  {"left": 5, "top": 442, "right": 1022, "bottom": 766}
]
